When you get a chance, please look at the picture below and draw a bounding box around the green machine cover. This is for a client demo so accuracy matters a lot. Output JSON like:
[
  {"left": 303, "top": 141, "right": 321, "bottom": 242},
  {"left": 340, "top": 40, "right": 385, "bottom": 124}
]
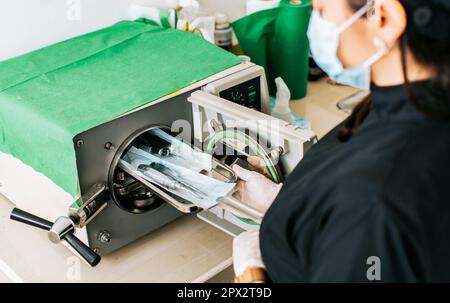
[
  {"left": 232, "top": 0, "right": 312, "bottom": 99},
  {"left": 0, "top": 20, "right": 242, "bottom": 197}
]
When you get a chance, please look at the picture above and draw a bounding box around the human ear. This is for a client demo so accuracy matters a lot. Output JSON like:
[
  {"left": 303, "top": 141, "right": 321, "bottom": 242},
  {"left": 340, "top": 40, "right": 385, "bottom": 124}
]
[{"left": 369, "top": 0, "right": 407, "bottom": 48}]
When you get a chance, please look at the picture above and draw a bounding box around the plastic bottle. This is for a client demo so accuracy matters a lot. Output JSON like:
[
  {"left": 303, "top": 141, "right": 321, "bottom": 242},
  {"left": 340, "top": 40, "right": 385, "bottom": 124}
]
[
  {"left": 214, "top": 13, "right": 233, "bottom": 51},
  {"left": 271, "top": 77, "right": 292, "bottom": 122}
]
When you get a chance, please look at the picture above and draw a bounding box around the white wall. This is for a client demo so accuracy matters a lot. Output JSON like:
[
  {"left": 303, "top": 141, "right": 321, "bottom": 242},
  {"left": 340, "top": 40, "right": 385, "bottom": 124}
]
[
  {"left": 0, "top": 0, "right": 138, "bottom": 61},
  {"left": 197, "top": 0, "right": 246, "bottom": 22},
  {"left": 0, "top": 0, "right": 246, "bottom": 61}
]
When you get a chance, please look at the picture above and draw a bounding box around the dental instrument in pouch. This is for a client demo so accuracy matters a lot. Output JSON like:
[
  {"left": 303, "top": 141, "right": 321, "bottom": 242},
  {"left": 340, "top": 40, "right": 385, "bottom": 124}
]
[
  {"left": 134, "top": 130, "right": 188, "bottom": 160},
  {"left": 136, "top": 142, "right": 188, "bottom": 160},
  {"left": 137, "top": 164, "right": 205, "bottom": 199},
  {"left": 149, "top": 163, "right": 207, "bottom": 198},
  {"left": 138, "top": 163, "right": 263, "bottom": 223}
]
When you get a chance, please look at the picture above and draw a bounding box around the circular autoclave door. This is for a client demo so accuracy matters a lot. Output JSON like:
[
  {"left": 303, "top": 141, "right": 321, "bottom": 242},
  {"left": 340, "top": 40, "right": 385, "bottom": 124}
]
[{"left": 109, "top": 126, "right": 180, "bottom": 214}]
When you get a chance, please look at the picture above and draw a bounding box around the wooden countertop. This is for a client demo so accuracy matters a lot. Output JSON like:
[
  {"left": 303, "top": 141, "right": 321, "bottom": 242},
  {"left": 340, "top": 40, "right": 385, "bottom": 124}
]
[
  {"left": 0, "top": 198, "right": 232, "bottom": 282},
  {"left": 0, "top": 79, "right": 354, "bottom": 283},
  {"left": 291, "top": 79, "right": 356, "bottom": 139}
]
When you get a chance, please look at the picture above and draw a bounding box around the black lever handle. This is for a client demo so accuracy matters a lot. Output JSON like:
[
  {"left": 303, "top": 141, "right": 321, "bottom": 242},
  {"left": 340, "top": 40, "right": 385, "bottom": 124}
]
[
  {"left": 10, "top": 208, "right": 53, "bottom": 230},
  {"left": 10, "top": 208, "right": 101, "bottom": 267},
  {"left": 64, "top": 233, "right": 101, "bottom": 267}
]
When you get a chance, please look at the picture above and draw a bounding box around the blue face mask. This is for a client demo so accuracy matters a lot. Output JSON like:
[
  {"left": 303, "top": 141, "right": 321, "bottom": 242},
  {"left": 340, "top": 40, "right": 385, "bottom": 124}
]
[{"left": 307, "top": 4, "right": 390, "bottom": 91}]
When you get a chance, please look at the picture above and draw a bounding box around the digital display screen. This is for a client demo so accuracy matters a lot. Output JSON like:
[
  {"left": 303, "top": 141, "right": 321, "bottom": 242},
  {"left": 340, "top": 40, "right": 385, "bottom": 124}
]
[{"left": 219, "top": 77, "right": 261, "bottom": 111}]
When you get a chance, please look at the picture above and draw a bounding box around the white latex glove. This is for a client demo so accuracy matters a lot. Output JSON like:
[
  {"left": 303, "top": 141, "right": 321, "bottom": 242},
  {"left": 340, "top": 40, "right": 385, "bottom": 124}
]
[
  {"left": 232, "top": 160, "right": 282, "bottom": 214},
  {"left": 233, "top": 230, "right": 265, "bottom": 276}
]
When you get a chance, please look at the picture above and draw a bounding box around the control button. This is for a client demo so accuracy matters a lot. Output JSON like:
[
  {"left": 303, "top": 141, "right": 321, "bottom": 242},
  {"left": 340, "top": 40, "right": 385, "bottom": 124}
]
[{"left": 247, "top": 91, "right": 257, "bottom": 105}]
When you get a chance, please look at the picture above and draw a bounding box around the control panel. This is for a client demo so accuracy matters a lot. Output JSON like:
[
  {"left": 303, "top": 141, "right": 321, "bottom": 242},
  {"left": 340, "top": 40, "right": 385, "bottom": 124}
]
[{"left": 219, "top": 77, "right": 261, "bottom": 111}]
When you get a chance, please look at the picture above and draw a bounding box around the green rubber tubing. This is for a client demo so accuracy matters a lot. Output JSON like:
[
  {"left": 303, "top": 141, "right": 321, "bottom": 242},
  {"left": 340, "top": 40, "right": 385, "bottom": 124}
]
[
  {"left": 206, "top": 130, "right": 280, "bottom": 183},
  {"left": 206, "top": 129, "right": 281, "bottom": 226}
]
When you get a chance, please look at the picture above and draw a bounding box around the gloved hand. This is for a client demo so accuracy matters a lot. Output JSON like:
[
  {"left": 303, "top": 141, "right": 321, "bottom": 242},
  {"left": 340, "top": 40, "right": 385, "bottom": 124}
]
[
  {"left": 233, "top": 230, "right": 265, "bottom": 276},
  {"left": 232, "top": 157, "right": 282, "bottom": 214}
]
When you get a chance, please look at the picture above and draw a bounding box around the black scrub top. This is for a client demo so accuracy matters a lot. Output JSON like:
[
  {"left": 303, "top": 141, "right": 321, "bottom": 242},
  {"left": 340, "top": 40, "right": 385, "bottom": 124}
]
[{"left": 260, "top": 81, "right": 450, "bottom": 282}]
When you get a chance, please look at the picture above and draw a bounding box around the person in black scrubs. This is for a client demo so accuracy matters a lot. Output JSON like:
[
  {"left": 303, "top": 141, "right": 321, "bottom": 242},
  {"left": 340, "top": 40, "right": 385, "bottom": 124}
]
[{"left": 232, "top": 0, "right": 450, "bottom": 283}]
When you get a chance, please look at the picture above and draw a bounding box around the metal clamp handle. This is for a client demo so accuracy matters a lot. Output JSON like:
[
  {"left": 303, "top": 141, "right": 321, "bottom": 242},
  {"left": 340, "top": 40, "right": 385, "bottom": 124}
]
[
  {"left": 217, "top": 196, "right": 264, "bottom": 224},
  {"left": 10, "top": 208, "right": 101, "bottom": 267}
]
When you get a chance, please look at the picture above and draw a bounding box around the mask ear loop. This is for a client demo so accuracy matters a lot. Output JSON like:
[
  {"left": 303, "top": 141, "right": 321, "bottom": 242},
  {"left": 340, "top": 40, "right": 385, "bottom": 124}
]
[
  {"left": 337, "top": 2, "right": 372, "bottom": 34},
  {"left": 361, "top": 37, "right": 391, "bottom": 68},
  {"left": 336, "top": 1, "right": 391, "bottom": 69}
]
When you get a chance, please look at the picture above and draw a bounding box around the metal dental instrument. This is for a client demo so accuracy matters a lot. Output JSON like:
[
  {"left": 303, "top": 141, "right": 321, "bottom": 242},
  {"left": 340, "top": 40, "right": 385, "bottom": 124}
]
[
  {"left": 149, "top": 163, "right": 207, "bottom": 199},
  {"left": 137, "top": 164, "right": 205, "bottom": 199},
  {"left": 134, "top": 132, "right": 187, "bottom": 160}
]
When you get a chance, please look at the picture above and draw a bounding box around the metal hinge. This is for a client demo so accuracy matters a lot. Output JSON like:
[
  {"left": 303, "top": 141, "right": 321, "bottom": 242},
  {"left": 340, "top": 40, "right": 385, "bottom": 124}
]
[{"left": 69, "top": 183, "right": 109, "bottom": 228}]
